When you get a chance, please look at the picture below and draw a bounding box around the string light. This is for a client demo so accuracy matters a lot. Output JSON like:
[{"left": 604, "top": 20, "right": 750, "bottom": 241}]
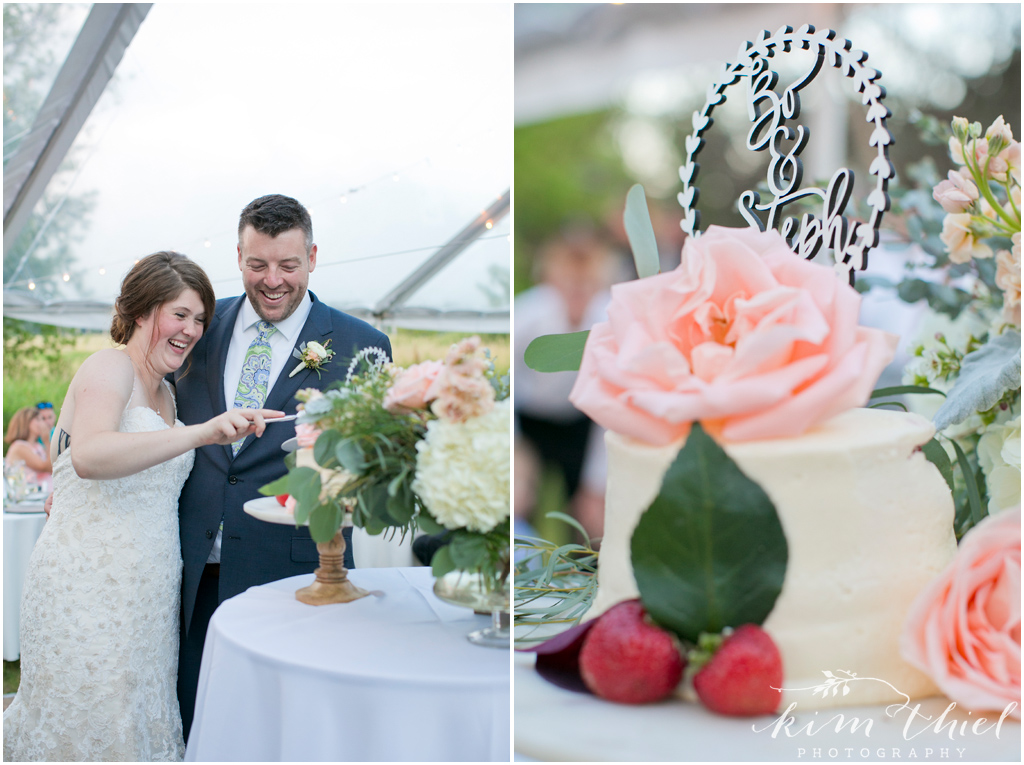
[{"left": 4, "top": 137, "right": 506, "bottom": 294}]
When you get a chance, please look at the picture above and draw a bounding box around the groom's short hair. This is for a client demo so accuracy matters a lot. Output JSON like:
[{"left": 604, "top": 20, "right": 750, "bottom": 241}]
[{"left": 237, "top": 194, "right": 313, "bottom": 254}]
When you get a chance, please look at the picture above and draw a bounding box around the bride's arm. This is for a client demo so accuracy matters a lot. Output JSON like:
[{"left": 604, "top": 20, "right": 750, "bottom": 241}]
[{"left": 70, "top": 350, "right": 282, "bottom": 480}]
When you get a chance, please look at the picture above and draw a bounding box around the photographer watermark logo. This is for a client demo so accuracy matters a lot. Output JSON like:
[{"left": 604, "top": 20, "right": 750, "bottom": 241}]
[{"left": 750, "top": 670, "right": 1018, "bottom": 760}]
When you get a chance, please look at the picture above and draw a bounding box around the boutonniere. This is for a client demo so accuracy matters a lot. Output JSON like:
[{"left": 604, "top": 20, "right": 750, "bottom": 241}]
[{"left": 289, "top": 340, "right": 335, "bottom": 378}]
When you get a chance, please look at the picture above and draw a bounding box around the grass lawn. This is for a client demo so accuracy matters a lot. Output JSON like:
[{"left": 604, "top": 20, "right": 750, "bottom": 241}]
[{"left": 4, "top": 660, "right": 19, "bottom": 695}]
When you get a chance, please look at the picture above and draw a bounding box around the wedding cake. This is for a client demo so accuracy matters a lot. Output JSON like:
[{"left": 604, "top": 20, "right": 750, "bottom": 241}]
[
  {"left": 587, "top": 408, "right": 957, "bottom": 709},
  {"left": 568, "top": 225, "right": 958, "bottom": 709}
]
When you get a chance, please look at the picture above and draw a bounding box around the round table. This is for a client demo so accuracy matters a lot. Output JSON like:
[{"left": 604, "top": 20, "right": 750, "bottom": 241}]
[
  {"left": 3, "top": 505, "right": 48, "bottom": 661},
  {"left": 185, "top": 566, "right": 510, "bottom": 762}
]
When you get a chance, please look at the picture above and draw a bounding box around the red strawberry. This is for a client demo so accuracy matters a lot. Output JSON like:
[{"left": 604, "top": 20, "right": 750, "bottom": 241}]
[
  {"left": 578, "top": 599, "right": 685, "bottom": 704},
  {"left": 691, "top": 624, "right": 783, "bottom": 716},
  {"left": 276, "top": 494, "right": 289, "bottom": 507}
]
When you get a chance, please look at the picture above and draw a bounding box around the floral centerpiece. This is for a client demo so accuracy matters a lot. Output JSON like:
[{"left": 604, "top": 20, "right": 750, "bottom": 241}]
[
  {"left": 261, "top": 337, "right": 511, "bottom": 586},
  {"left": 885, "top": 115, "right": 1021, "bottom": 536},
  {"left": 879, "top": 115, "right": 1021, "bottom": 719}
]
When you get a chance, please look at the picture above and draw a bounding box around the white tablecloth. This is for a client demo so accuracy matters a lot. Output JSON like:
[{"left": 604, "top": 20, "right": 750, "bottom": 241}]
[
  {"left": 185, "top": 567, "right": 510, "bottom": 762},
  {"left": 3, "top": 508, "right": 48, "bottom": 661}
]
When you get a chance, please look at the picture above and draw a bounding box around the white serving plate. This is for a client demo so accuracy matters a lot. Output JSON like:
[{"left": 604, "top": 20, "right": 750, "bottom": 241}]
[
  {"left": 243, "top": 496, "right": 303, "bottom": 526},
  {"left": 281, "top": 436, "right": 298, "bottom": 453}
]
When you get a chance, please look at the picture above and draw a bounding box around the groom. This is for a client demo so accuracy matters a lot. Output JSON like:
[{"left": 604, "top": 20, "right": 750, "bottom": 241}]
[{"left": 173, "top": 194, "right": 391, "bottom": 741}]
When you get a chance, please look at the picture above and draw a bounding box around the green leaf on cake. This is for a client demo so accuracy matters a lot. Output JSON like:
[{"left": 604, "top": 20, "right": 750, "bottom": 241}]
[
  {"left": 933, "top": 332, "right": 1021, "bottom": 431},
  {"left": 623, "top": 184, "right": 660, "bottom": 279},
  {"left": 921, "top": 437, "right": 954, "bottom": 493},
  {"left": 869, "top": 385, "right": 946, "bottom": 399},
  {"left": 631, "top": 423, "right": 788, "bottom": 643},
  {"left": 524, "top": 331, "right": 589, "bottom": 372},
  {"left": 949, "top": 437, "right": 987, "bottom": 530}
]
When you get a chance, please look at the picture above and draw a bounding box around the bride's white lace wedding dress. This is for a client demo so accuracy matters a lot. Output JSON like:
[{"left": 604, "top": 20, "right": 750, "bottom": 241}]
[{"left": 4, "top": 381, "right": 193, "bottom": 762}]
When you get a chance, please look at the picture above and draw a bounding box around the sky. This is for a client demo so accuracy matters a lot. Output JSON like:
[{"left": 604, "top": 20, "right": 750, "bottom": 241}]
[{"left": 26, "top": 2, "right": 512, "bottom": 315}]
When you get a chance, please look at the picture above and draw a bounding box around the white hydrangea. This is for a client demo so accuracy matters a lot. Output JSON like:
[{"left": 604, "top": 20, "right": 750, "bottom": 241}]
[
  {"left": 412, "top": 399, "right": 510, "bottom": 533},
  {"left": 976, "top": 414, "right": 1021, "bottom": 514}
]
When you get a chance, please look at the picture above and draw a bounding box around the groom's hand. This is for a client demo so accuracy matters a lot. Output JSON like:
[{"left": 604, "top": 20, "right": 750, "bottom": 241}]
[{"left": 201, "top": 408, "right": 285, "bottom": 446}]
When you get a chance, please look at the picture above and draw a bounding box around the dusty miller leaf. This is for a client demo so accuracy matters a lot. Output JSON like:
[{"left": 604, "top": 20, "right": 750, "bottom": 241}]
[{"left": 933, "top": 332, "right": 1021, "bottom": 431}]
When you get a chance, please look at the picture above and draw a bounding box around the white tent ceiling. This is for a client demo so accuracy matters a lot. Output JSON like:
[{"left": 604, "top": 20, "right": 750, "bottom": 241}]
[{"left": 3, "top": 3, "right": 511, "bottom": 333}]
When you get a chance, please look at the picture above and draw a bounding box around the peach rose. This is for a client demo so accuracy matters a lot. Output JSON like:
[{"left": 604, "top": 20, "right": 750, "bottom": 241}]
[
  {"left": 295, "top": 422, "right": 322, "bottom": 448},
  {"left": 901, "top": 508, "right": 1021, "bottom": 718},
  {"left": 568, "top": 226, "right": 898, "bottom": 445},
  {"left": 383, "top": 360, "right": 444, "bottom": 412}
]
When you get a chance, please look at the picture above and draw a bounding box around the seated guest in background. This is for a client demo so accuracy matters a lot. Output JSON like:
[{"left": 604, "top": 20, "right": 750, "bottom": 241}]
[
  {"left": 35, "top": 401, "right": 56, "bottom": 441},
  {"left": 4, "top": 406, "right": 53, "bottom": 493}
]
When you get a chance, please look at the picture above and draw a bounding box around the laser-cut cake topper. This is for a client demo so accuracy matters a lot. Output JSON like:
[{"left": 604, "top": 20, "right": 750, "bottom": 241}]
[{"left": 679, "top": 24, "right": 895, "bottom": 285}]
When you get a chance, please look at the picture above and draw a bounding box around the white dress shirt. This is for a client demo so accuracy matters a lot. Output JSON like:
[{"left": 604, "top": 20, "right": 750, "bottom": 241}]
[{"left": 208, "top": 292, "right": 313, "bottom": 564}]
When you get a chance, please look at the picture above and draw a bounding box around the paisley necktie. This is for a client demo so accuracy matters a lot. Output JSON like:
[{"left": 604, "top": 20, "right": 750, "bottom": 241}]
[{"left": 231, "top": 320, "right": 276, "bottom": 455}]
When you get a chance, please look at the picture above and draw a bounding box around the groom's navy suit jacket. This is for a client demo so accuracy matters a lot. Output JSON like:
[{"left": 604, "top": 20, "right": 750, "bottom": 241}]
[{"left": 173, "top": 291, "right": 391, "bottom": 635}]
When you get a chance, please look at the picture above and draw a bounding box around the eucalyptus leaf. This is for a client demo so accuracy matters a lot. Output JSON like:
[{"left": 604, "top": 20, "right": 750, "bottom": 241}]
[
  {"left": 336, "top": 439, "right": 367, "bottom": 474},
  {"left": 896, "top": 278, "right": 973, "bottom": 318},
  {"left": 309, "top": 499, "right": 342, "bottom": 544},
  {"left": 543, "top": 511, "right": 589, "bottom": 543},
  {"left": 416, "top": 510, "right": 445, "bottom": 535},
  {"left": 449, "top": 532, "right": 489, "bottom": 570},
  {"left": 259, "top": 474, "right": 289, "bottom": 497},
  {"left": 361, "top": 482, "right": 390, "bottom": 519},
  {"left": 287, "top": 467, "right": 320, "bottom": 506},
  {"left": 631, "top": 423, "right": 788, "bottom": 643},
  {"left": 431, "top": 543, "right": 456, "bottom": 578},
  {"left": 524, "top": 331, "right": 589, "bottom": 373},
  {"left": 624, "top": 183, "right": 660, "bottom": 278},
  {"left": 921, "top": 438, "right": 954, "bottom": 493},
  {"left": 933, "top": 332, "right": 1021, "bottom": 431},
  {"left": 313, "top": 429, "right": 343, "bottom": 469},
  {"left": 386, "top": 482, "right": 415, "bottom": 525}
]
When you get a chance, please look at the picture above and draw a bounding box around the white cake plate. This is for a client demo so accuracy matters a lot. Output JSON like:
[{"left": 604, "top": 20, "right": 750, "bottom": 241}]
[
  {"left": 281, "top": 436, "right": 298, "bottom": 453},
  {"left": 243, "top": 496, "right": 303, "bottom": 526},
  {"left": 514, "top": 653, "right": 1021, "bottom": 762}
]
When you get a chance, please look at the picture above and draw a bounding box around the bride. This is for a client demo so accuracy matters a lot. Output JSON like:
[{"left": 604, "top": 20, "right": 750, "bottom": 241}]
[{"left": 3, "top": 252, "right": 281, "bottom": 762}]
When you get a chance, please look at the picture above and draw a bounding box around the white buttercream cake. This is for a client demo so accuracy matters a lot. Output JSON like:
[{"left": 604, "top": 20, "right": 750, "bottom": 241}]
[{"left": 587, "top": 406, "right": 957, "bottom": 709}]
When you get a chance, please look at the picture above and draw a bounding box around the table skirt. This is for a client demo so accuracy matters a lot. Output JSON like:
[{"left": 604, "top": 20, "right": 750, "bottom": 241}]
[{"left": 186, "top": 567, "right": 509, "bottom": 762}]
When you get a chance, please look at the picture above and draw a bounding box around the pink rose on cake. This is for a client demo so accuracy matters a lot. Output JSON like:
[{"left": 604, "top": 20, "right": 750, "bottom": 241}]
[
  {"left": 569, "top": 226, "right": 898, "bottom": 444},
  {"left": 294, "top": 422, "right": 322, "bottom": 449},
  {"left": 383, "top": 360, "right": 444, "bottom": 412},
  {"left": 901, "top": 507, "right": 1021, "bottom": 718}
]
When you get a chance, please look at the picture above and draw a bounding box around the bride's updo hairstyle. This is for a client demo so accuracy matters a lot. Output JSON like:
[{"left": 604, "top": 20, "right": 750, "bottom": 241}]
[{"left": 111, "top": 252, "right": 216, "bottom": 346}]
